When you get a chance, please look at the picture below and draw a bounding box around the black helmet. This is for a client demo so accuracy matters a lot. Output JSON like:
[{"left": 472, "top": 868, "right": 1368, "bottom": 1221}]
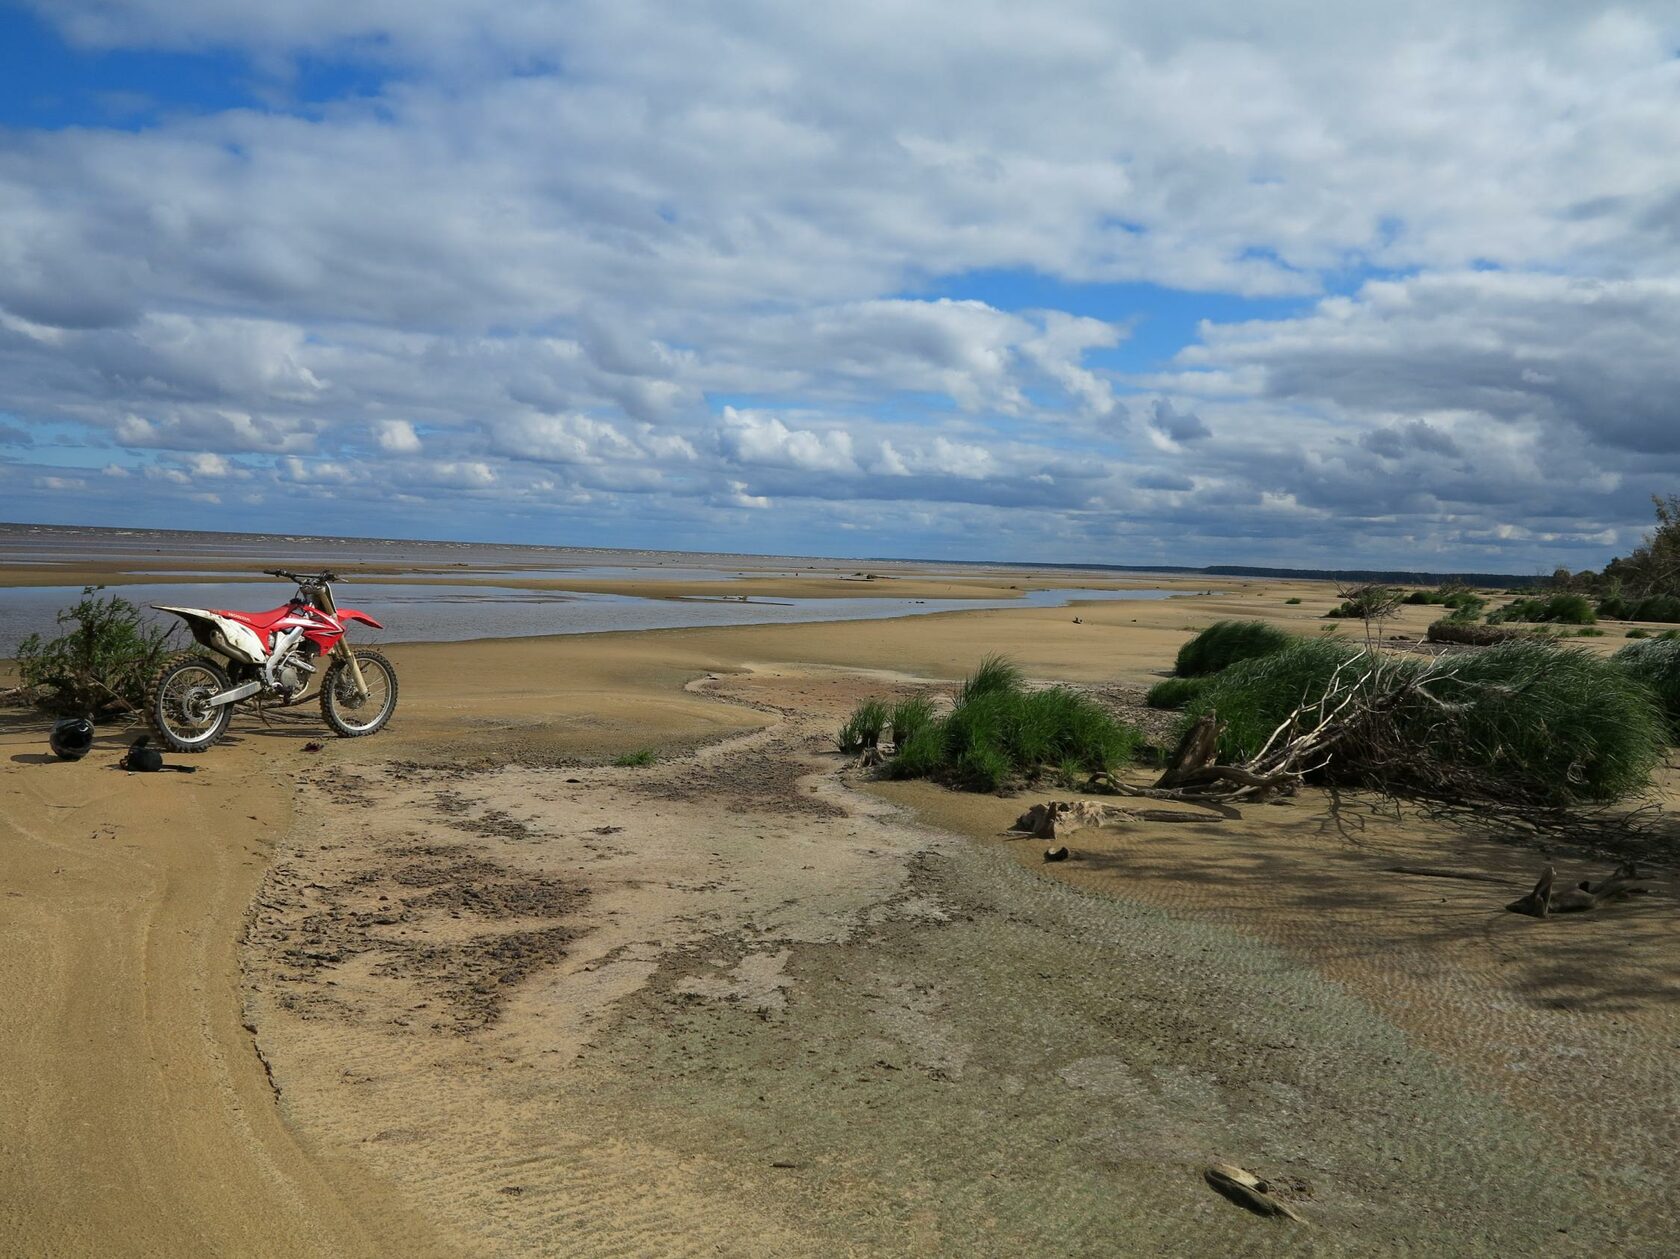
[{"left": 50, "top": 717, "right": 95, "bottom": 761}]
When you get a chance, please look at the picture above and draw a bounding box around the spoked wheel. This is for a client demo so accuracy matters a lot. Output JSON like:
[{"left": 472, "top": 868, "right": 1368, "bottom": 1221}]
[
  {"left": 320, "top": 648, "right": 398, "bottom": 737},
  {"left": 147, "top": 652, "right": 235, "bottom": 752}
]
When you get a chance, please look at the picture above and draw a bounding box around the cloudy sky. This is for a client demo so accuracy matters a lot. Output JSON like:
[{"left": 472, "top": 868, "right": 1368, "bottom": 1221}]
[{"left": 3, "top": 2, "right": 1678, "bottom": 569}]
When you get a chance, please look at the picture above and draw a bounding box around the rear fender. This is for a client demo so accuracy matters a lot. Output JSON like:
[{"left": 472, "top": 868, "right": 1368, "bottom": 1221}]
[{"left": 152, "top": 605, "right": 268, "bottom": 666}]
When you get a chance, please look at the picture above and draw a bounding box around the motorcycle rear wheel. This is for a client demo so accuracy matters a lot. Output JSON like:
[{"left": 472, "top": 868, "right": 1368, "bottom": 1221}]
[
  {"left": 147, "top": 652, "right": 235, "bottom": 752},
  {"left": 320, "top": 648, "right": 398, "bottom": 737}
]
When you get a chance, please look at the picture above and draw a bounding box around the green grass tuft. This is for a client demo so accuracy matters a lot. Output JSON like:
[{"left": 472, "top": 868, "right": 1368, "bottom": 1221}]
[
  {"left": 887, "top": 695, "right": 937, "bottom": 747},
  {"left": 1174, "top": 620, "right": 1294, "bottom": 677},
  {"left": 1146, "top": 676, "right": 1208, "bottom": 709},
  {"left": 836, "top": 699, "right": 888, "bottom": 753},
  {"left": 959, "top": 654, "right": 1023, "bottom": 704},
  {"left": 612, "top": 748, "right": 658, "bottom": 767},
  {"left": 1615, "top": 637, "right": 1680, "bottom": 740}
]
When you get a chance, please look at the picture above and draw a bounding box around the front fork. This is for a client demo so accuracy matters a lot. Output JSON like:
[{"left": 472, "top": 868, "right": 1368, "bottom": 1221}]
[
  {"left": 335, "top": 637, "right": 371, "bottom": 699},
  {"left": 318, "top": 584, "right": 371, "bottom": 701}
]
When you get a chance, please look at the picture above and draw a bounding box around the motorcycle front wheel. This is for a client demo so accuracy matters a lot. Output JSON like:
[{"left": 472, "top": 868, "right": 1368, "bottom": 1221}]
[
  {"left": 320, "top": 648, "right": 398, "bottom": 737},
  {"left": 147, "top": 652, "right": 235, "bottom": 752}
]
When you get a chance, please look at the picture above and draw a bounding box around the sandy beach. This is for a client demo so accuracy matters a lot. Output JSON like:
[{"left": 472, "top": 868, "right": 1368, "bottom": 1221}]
[{"left": 4, "top": 565, "right": 1677, "bottom": 1255}]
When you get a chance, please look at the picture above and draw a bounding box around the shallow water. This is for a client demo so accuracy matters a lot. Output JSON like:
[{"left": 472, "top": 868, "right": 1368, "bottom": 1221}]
[{"left": 0, "top": 580, "right": 1177, "bottom": 649}]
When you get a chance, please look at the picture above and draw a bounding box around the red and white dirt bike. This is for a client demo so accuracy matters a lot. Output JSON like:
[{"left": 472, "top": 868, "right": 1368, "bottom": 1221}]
[{"left": 146, "top": 569, "right": 398, "bottom": 752}]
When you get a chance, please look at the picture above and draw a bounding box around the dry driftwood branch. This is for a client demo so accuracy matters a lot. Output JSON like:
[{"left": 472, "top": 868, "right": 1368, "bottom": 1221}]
[
  {"left": 1155, "top": 713, "right": 1219, "bottom": 789},
  {"left": 1203, "top": 1163, "right": 1304, "bottom": 1222},
  {"left": 1387, "top": 865, "right": 1522, "bottom": 886},
  {"left": 1505, "top": 863, "right": 1654, "bottom": 917}
]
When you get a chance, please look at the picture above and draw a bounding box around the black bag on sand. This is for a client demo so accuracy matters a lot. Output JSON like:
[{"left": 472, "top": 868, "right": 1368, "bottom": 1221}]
[{"left": 122, "top": 736, "right": 197, "bottom": 774}]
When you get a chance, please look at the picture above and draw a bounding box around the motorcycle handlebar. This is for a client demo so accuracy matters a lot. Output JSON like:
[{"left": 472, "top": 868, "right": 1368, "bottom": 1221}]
[{"left": 264, "top": 568, "right": 342, "bottom": 585}]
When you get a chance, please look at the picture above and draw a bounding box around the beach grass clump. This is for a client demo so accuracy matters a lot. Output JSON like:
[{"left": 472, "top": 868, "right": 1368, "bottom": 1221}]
[
  {"left": 1284, "top": 597, "right": 1303, "bottom": 605},
  {"left": 959, "top": 654, "right": 1023, "bottom": 703},
  {"left": 874, "top": 657, "right": 1139, "bottom": 791},
  {"left": 1614, "top": 637, "right": 1680, "bottom": 739},
  {"left": 1145, "top": 676, "right": 1209, "bottom": 710},
  {"left": 1173, "top": 620, "right": 1294, "bottom": 677},
  {"left": 836, "top": 699, "right": 889, "bottom": 754},
  {"left": 612, "top": 748, "right": 658, "bottom": 767},
  {"left": 887, "top": 695, "right": 937, "bottom": 747},
  {"left": 1488, "top": 593, "right": 1597, "bottom": 625},
  {"left": 1411, "top": 643, "right": 1664, "bottom": 802},
  {"left": 887, "top": 722, "right": 946, "bottom": 779},
  {"left": 1182, "top": 639, "right": 1662, "bottom": 804}
]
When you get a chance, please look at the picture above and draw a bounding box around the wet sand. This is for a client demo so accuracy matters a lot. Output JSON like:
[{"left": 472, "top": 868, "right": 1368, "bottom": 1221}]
[{"left": 3, "top": 573, "right": 1676, "bottom": 1254}]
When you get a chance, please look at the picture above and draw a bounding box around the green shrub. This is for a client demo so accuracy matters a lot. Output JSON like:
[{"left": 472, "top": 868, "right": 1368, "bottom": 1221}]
[
  {"left": 836, "top": 699, "right": 888, "bottom": 753},
  {"left": 1615, "top": 637, "right": 1680, "bottom": 739},
  {"left": 1174, "top": 620, "right": 1294, "bottom": 677},
  {"left": 1402, "top": 587, "right": 1487, "bottom": 616},
  {"left": 1323, "top": 586, "right": 1403, "bottom": 621},
  {"left": 612, "top": 748, "right": 658, "bottom": 767},
  {"left": 1488, "top": 593, "right": 1597, "bottom": 625},
  {"left": 1146, "top": 676, "right": 1208, "bottom": 710},
  {"left": 1597, "top": 593, "right": 1680, "bottom": 623},
  {"left": 1575, "top": 628, "right": 1606, "bottom": 638},
  {"left": 1284, "top": 597, "right": 1302, "bottom": 605},
  {"left": 1183, "top": 639, "right": 1661, "bottom": 804},
  {"left": 14, "top": 586, "right": 176, "bottom": 715},
  {"left": 888, "top": 695, "right": 936, "bottom": 747},
  {"left": 1627, "top": 628, "right": 1650, "bottom": 639}
]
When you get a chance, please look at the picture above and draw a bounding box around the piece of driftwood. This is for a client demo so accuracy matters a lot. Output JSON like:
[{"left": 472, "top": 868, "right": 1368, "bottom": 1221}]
[
  {"left": 1388, "top": 865, "right": 1521, "bottom": 886},
  {"left": 1011, "top": 800, "right": 1119, "bottom": 839},
  {"left": 1156, "top": 713, "right": 1219, "bottom": 789},
  {"left": 1506, "top": 863, "right": 1653, "bottom": 917},
  {"left": 1203, "top": 1163, "right": 1304, "bottom": 1222}
]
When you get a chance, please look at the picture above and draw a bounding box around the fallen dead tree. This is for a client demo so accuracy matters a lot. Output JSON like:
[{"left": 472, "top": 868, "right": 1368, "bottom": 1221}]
[{"left": 1078, "top": 642, "right": 1668, "bottom": 831}]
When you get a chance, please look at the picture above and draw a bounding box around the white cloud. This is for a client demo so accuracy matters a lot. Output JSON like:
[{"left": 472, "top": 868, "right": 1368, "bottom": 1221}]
[
  {"left": 373, "top": 420, "right": 422, "bottom": 454},
  {"left": 3, "top": 3, "right": 1679, "bottom": 566},
  {"left": 717, "top": 408, "right": 859, "bottom": 474}
]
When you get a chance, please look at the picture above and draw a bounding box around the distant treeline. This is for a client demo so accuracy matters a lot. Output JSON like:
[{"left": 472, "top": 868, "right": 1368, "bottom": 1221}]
[{"left": 894, "top": 558, "right": 1542, "bottom": 586}]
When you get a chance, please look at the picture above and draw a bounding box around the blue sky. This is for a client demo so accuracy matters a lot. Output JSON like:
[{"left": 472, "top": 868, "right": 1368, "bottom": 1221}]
[{"left": 3, "top": 1, "right": 1679, "bottom": 568}]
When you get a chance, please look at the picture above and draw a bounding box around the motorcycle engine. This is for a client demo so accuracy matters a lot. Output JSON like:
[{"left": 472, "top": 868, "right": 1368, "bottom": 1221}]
[{"left": 274, "top": 653, "right": 314, "bottom": 698}]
